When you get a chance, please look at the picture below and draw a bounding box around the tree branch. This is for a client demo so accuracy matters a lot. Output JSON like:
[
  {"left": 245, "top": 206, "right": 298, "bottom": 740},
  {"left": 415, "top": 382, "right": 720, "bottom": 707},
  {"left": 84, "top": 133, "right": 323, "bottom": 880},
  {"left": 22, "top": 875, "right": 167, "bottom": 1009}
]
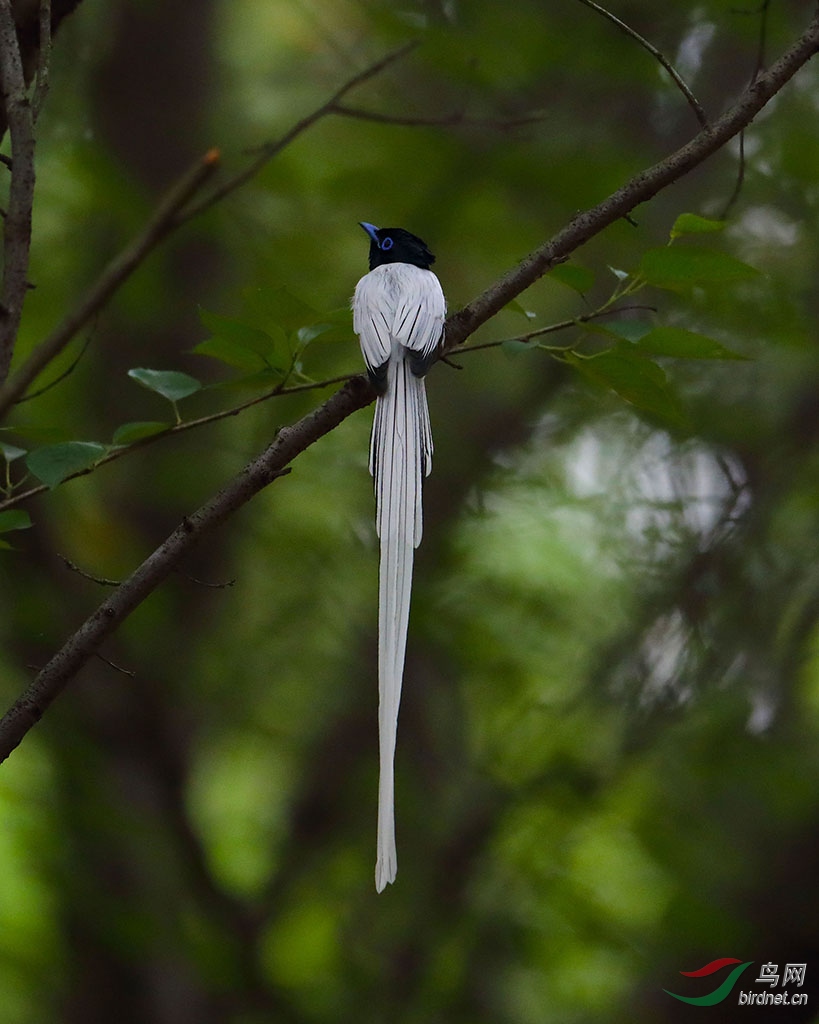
[
  {"left": 0, "top": 0, "right": 36, "bottom": 383},
  {"left": 0, "top": 148, "right": 221, "bottom": 419},
  {"left": 0, "top": 375, "right": 372, "bottom": 763},
  {"left": 0, "top": 42, "right": 419, "bottom": 419},
  {"left": 330, "top": 102, "right": 549, "bottom": 131},
  {"left": 31, "top": 0, "right": 53, "bottom": 121},
  {"left": 575, "top": 0, "right": 708, "bottom": 127},
  {"left": 0, "top": 369, "right": 357, "bottom": 514},
  {"left": 443, "top": 7, "right": 819, "bottom": 351},
  {"left": 1, "top": 9, "right": 818, "bottom": 763},
  {"left": 172, "top": 41, "right": 420, "bottom": 228}
]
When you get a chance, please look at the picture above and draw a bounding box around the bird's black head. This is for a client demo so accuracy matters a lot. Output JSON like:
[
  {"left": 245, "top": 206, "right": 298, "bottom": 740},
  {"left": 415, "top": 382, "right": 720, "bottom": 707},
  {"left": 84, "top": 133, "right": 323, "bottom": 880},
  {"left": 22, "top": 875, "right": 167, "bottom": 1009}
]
[{"left": 360, "top": 222, "right": 436, "bottom": 271}]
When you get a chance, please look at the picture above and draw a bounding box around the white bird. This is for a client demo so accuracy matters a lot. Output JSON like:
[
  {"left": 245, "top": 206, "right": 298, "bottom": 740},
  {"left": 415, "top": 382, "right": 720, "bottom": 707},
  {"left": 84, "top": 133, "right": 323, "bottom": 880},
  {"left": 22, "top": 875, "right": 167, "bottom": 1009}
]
[{"left": 352, "top": 222, "right": 446, "bottom": 891}]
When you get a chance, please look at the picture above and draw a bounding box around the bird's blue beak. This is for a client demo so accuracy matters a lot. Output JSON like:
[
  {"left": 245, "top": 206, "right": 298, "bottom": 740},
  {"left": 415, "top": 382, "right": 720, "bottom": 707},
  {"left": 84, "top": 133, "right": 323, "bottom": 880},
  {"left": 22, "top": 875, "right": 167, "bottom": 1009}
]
[{"left": 360, "top": 221, "right": 380, "bottom": 243}]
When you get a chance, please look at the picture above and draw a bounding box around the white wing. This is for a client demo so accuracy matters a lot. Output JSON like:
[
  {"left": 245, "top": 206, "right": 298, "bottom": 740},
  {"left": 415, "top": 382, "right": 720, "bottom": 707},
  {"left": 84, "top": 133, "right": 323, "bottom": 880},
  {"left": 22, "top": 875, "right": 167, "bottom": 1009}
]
[
  {"left": 353, "top": 264, "right": 445, "bottom": 376},
  {"left": 391, "top": 265, "right": 446, "bottom": 363},
  {"left": 353, "top": 269, "right": 392, "bottom": 377}
]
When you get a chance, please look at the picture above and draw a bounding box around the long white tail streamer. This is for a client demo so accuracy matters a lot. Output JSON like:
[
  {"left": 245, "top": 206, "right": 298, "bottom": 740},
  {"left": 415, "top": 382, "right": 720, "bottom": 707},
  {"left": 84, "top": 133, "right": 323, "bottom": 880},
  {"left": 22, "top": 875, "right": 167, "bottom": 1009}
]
[
  {"left": 354, "top": 259, "right": 444, "bottom": 890},
  {"left": 370, "top": 356, "right": 432, "bottom": 891}
]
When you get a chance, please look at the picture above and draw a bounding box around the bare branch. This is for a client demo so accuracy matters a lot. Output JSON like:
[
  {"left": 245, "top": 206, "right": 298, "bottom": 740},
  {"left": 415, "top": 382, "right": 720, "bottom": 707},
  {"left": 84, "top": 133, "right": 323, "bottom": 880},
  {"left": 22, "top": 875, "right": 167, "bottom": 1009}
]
[
  {"left": 720, "top": 0, "right": 772, "bottom": 219},
  {"left": 575, "top": 0, "right": 708, "bottom": 128},
  {"left": 1, "top": 9, "right": 818, "bottom": 762},
  {"left": 94, "top": 653, "right": 135, "bottom": 678},
  {"left": 32, "top": 0, "right": 52, "bottom": 120},
  {"left": 174, "top": 41, "right": 419, "bottom": 227},
  {"left": 450, "top": 304, "right": 658, "bottom": 357},
  {"left": 0, "top": 0, "right": 36, "bottom": 382},
  {"left": 0, "top": 370, "right": 356, "bottom": 515},
  {"left": 59, "top": 554, "right": 120, "bottom": 586},
  {"left": 331, "top": 102, "right": 548, "bottom": 131},
  {"left": 443, "top": 8, "right": 819, "bottom": 352},
  {"left": 0, "top": 43, "right": 419, "bottom": 419},
  {"left": 178, "top": 572, "right": 237, "bottom": 589},
  {"left": 0, "top": 379, "right": 372, "bottom": 764},
  {"left": 16, "top": 327, "right": 95, "bottom": 403},
  {"left": 0, "top": 148, "right": 221, "bottom": 418}
]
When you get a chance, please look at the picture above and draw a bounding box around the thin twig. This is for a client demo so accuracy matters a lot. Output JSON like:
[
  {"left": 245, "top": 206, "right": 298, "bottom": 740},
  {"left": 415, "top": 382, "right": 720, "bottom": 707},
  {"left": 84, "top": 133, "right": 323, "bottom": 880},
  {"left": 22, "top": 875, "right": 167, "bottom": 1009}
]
[
  {"left": 331, "top": 102, "right": 549, "bottom": 131},
  {"left": 94, "top": 653, "right": 135, "bottom": 678},
  {"left": 17, "top": 328, "right": 95, "bottom": 402},
  {"left": 0, "top": 149, "right": 222, "bottom": 418},
  {"left": 174, "top": 42, "right": 419, "bottom": 228},
  {"left": 178, "top": 572, "right": 237, "bottom": 589},
  {"left": 0, "top": 0, "right": 37, "bottom": 383},
  {"left": 0, "top": 369, "right": 356, "bottom": 513},
  {"left": 575, "top": 0, "right": 708, "bottom": 128},
  {"left": 720, "top": 0, "right": 771, "bottom": 219},
  {"left": 0, "top": 43, "right": 420, "bottom": 419},
  {"left": 59, "top": 554, "right": 120, "bottom": 586},
  {"left": 443, "top": 9, "right": 819, "bottom": 353},
  {"left": 32, "top": 0, "right": 52, "bottom": 121},
  {"left": 450, "top": 304, "right": 657, "bottom": 356},
  {"left": 719, "top": 129, "right": 746, "bottom": 221},
  {"left": 752, "top": 0, "right": 772, "bottom": 73},
  {"left": 0, "top": 379, "right": 373, "bottom": 763}
]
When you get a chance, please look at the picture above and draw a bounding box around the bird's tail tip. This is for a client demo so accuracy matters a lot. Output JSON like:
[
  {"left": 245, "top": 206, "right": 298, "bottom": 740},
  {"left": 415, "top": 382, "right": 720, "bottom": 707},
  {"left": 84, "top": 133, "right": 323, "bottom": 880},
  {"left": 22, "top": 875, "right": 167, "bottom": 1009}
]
[{"left": 375, "top": 853, "right": 397, "bottom": 893}]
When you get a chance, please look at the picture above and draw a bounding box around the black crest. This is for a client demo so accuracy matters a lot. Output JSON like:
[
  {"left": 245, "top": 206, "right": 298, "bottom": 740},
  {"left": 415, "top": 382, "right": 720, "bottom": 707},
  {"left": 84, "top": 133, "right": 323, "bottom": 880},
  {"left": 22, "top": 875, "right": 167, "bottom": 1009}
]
[{"left": 360, "top": 222, "right": 436, "bottom": 271}]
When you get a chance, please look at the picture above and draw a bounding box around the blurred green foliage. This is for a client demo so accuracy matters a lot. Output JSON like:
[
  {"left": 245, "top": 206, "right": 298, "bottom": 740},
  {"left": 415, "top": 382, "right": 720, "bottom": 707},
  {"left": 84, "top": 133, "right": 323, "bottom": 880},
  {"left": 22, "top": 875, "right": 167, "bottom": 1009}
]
[{"left": 0, "top": 0, "right": 818, "bottom": 1021}]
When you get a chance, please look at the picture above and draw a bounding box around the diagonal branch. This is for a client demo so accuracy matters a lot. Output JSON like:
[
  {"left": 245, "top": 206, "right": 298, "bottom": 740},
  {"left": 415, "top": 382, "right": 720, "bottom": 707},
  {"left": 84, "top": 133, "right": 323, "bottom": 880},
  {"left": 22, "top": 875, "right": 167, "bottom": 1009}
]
[
  {"left": 0, "top": 149, "right": 221, "bottom": 419},
  {"left": 575, "top": 0, "right": 708, "bottom": 127},
  {"left": 173, "top": 41, "right": 419, "bottom": 228},
  {"left": 0, "top": 369, "right": 357, "bottom": 514},
  {"left": 0, "top": 376, "right": 373, "bottom": 763},
  {"left": 1, "top": 9, "right": 818, "bottom": 764},
  {"left": 443, "top": 7, "right": 819, "bottom": 351},
  {"left": 0, "top": 42, "right": 418, "bottom": 420}
]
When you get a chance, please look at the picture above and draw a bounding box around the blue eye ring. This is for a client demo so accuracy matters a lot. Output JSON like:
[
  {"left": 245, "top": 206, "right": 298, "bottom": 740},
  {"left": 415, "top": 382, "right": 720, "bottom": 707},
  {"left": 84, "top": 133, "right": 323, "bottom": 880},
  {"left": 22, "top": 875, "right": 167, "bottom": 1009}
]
[{"left": 380, "top": 236, "right": 394, "bottom": 251}]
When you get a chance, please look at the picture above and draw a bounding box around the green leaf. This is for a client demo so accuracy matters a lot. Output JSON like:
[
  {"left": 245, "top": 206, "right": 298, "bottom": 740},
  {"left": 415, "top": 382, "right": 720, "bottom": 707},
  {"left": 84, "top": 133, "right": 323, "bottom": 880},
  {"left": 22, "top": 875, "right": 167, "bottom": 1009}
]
[
  {"left": 0, "top": 441, "right": 27, "bottom": 462},
  {"left": 0, "top": 423, "right": 69, "bottom": 444},
  {"left": 596, "top": 320, "right": 654, "bottom": 343},
  {"left": 640, "top": 247, "right": 760, "bottom": 289},
  {"left": 26, "top": 442, "right": 107, "bottom": 488},
  {"left": 635, "top": 326, "right": 747, "bottom": 360},
  {"left": 504, "top": 298, "right": 537, "bottom": 320},
  {"left": 295, "top": 321, "right": 344, "bottom": 346},
  {"left": 128, "top": 368, "right": 202, "bottom": 403},
  {"left": 206, "top": 369, "right": 284, "bottom": 394},
  {"left": 501, "top": 339, "right": 533, "bottom": 357},
  {"left": 199, "top": 308, "right": 284, "bottom": 354},
  {"left": 112, "top": 421, "right": 170, "bottom": 445},
  {"left": 0, "top": 509, "right": 32, "bottom": 533},
  {"left": 549, "top": 262, "right": 595, "bottom": 294},
  {"left": 196, "top": 307, "right": 293, "bottom": 373},
  {"left": 670, "top": 213, "right": 726, "bottom": 239},
  {"left": 315, "top": 306, "right": 354, "bottom": 328},
  {"left": 566, "top": 347, "right": 687, "bottom": 428},
  {"left": 241, "top": 286, "right": 318, "bottom": 334},
  {"left": 198, "top": 308, "right": 274, "bottom": 355},
  {"left": 193, "top": 336, "right": 271, "bottom": 372}
]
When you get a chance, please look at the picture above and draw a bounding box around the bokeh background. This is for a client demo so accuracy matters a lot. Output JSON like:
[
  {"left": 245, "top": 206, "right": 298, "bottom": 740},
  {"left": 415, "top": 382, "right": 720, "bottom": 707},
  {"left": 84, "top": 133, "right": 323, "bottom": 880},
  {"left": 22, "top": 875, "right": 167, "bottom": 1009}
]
[{"left": 1, "top": 0, "right": 818, "bottom": 1020}]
